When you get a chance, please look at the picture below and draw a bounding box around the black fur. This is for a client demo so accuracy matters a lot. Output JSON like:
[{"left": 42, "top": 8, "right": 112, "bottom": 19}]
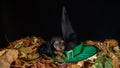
[
  {"left": 38, "top": 43, "right": 56, "bottom": 57},
  {"left": 38, "top": 36, "right": 64, "bottom": 57}
]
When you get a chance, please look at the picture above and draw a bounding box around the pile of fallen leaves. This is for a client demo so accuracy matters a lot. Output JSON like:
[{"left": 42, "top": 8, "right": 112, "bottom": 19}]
[
  {"left": 0, "top": 36, "right": 47, "bottom": 68},
  {"left": 0, "top": 36, "right": 120, "bottom": 68},
  {"left": 86, "top": 39, "right": 120, "bottom": 68}
]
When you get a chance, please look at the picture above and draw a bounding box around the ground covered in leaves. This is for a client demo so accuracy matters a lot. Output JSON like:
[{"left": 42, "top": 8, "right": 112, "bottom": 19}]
[{"left": 0, "top": 36, "right": 120, "bottom": 68}]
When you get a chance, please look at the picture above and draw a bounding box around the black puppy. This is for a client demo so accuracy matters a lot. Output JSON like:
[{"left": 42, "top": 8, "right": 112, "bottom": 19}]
[
  {"left": 38, "top": 42, "right": 55, "bottom": 58},
  {"left": 38, "top": 36, "right": 65, "bottom": 59}
]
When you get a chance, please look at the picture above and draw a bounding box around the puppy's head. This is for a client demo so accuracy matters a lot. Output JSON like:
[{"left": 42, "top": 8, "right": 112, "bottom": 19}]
[{"left": 51, "top": 37, "right": 65, "bottom": 51}]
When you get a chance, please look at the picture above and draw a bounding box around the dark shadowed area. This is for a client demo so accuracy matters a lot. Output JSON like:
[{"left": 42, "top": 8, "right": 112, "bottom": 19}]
[{"left": 0, "top": 0, "right": 120, "bottom": 48}]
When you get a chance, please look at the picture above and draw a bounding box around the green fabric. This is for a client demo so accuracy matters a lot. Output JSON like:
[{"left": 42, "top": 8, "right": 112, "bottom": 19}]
[
  {"left": 64, "top": 45, "right": 97, "bottom": 62},
  {"left": 64, "top": 42, "right": 83, "bottom": 60},
  {"left": 73, "top": 42, "right": 83, "bottom": 56},
  {"left": 66, "top": 50, "right": 73, "bottom": 59}
]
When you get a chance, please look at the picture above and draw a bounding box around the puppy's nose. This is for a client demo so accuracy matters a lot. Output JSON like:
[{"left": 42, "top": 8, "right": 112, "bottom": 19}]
[{"left": 60, "top": 46, "right": 64, "bottom": 49}]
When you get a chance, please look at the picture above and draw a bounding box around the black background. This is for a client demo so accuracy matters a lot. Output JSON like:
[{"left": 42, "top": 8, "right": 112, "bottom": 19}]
[{"left": 0, "top": 0, "right": 120, "bottom": 47}]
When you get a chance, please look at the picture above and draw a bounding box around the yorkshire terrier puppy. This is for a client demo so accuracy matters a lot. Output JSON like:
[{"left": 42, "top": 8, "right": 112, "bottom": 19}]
[
  {"left": 51, "top": 37, "right": 66, "bottom": 62},
  {"left": 38, "top": 36, "right": 66, "bottom": 62}
]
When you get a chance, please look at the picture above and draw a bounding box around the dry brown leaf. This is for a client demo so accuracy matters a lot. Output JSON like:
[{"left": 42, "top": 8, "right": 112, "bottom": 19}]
[
  {"left": 71, "top": 64, "right": 80, "bottom": 68},
  {"left": 7, "top": 36, "right": 45, "bottom": 49},
  {"left": 14, "top": 59, "right": 22, "bottom": 67},
  {"left": 0, "top": 49, "right": 6, "bottom": 56},
  {"left": 86, "top": 40, "right": 108, "bottom": 53},
  {"left": 112, "top": 56, "right": 119, "bottom": 68},
  {"left": 51, "top": 63, "right": 58, "bottom": 68},
  {"left": 32, "top": 53, "right": 40, "bottom": 59},
  {"left": 10, "top": 59, "right": 22, "bottom": 68},
  {"left": 97, "top": 42, "right": 108, "bottom": 53},
  {"left": 19, "top": 51, "right": 27, "bottom": 58},
  {"left": 41, "top": 64, "right": 46, "bottom": 68},
  {"left": 0, "top": 49, "right": 18, "bottom": 68},
  {"left": 77, "top": 60, "right": 85, "bottom": 67},
  {"left": 104, "top": 39, "right": 119, "bottom": 47}
]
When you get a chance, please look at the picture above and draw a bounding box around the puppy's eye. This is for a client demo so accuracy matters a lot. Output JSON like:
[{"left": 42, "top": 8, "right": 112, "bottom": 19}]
[
  {"left": 59, "top": 40, "right": 64, "bottom": 45},
  {"left": 54, "top": 41, "right": 59, "bottom": 46}
]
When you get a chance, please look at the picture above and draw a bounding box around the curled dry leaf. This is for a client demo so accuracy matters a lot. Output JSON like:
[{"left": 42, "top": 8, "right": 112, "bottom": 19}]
[
  {"left": 104, "top": 39, "right": 119, "bottom": 47},
  {"left": 86, "top": 40, "right": 107, "bottom": 53},
  {"left": 0, "top": 49, "right": 6, "bottom": 56},
  {"left": 86, "top": 40, "right": 102, "bottom": 49},
  {"left": 0, "top": 49, "right": 18, "bottom": 68}
]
